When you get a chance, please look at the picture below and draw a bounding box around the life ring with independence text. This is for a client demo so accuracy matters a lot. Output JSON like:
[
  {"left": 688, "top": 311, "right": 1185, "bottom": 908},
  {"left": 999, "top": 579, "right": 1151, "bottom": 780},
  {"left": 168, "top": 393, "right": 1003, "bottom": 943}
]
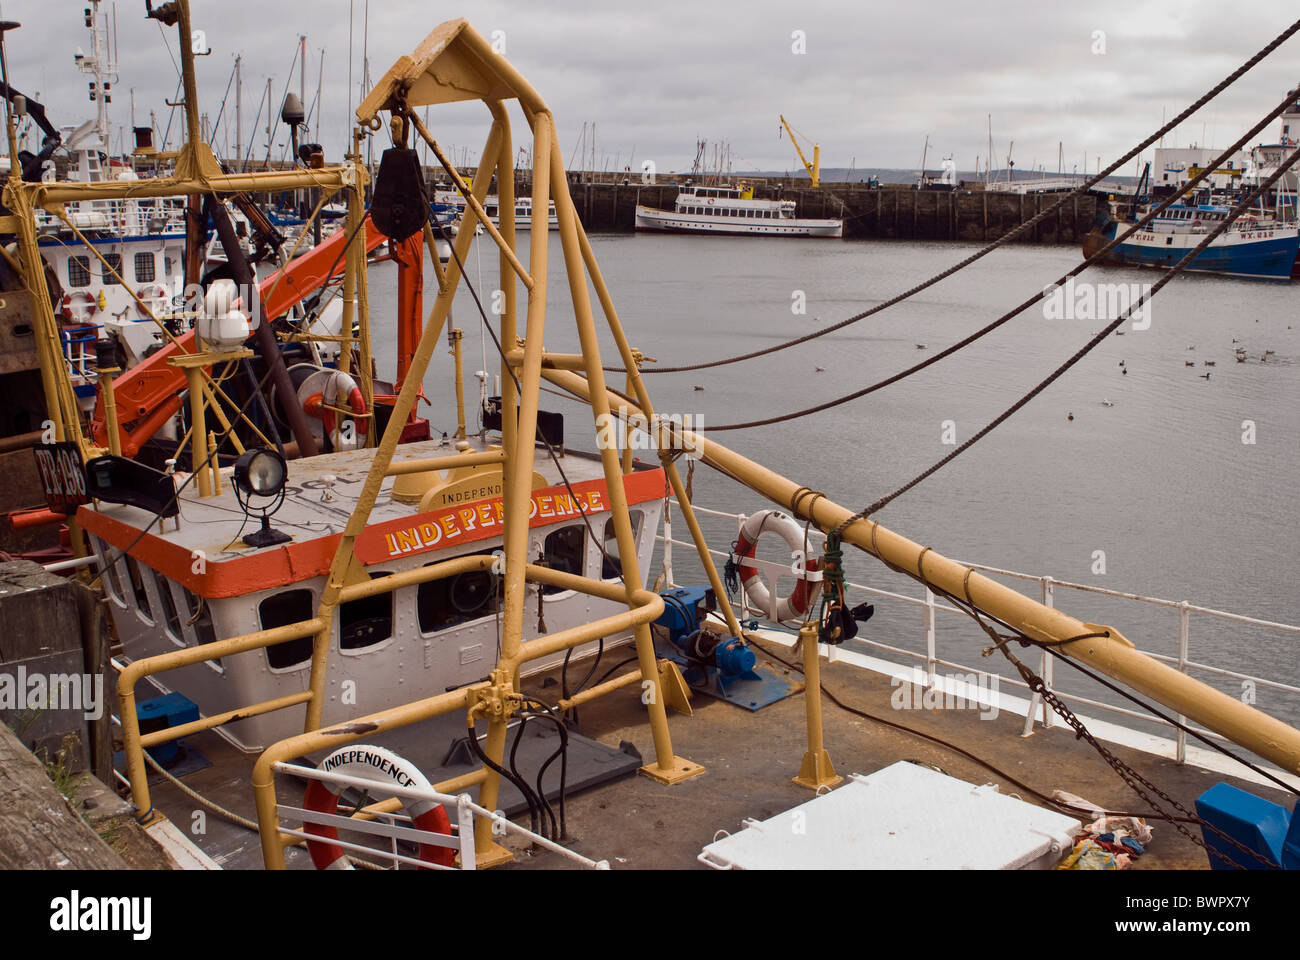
[
  {"left": 733, "top": 510, "right": 819, "bottom": 622},
  {"left": 302, "top": 744, "right": 454, "bottom": 870}
]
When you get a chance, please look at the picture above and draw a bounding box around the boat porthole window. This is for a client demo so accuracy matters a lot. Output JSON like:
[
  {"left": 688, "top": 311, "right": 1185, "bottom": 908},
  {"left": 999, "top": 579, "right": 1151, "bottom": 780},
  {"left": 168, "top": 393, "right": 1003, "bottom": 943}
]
[
  {"left": 260, "top": 589, "right": 315, "bottom": 670},
  {"left": 67, "top": 255, "right": 91, "bottom": 288},
  {"left": 417, "top": 555, "right": 500, "bottom": 634},
  {"left": 134, "top": 252, "right": 155, "bottom": 283},
  {"left": 339, "top": 572, "right": 394, "bottom": 651},
  {"left": 101, "top": 253, "right": 122, "bottom": 281},
  {"left": 541, "top": 524, "right": 586, "bottom": 595}
]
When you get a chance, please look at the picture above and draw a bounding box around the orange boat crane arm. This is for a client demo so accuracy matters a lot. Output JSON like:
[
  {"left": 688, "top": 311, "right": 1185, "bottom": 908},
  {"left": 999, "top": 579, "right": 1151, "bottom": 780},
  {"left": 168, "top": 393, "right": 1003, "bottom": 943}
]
[{"left": 92, "top": 216, "right": 391, "bottom": 457}]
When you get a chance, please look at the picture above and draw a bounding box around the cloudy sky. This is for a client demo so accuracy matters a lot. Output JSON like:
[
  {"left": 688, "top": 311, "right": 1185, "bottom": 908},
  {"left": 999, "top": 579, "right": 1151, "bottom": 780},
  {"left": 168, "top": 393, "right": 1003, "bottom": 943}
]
[{"left": 2, "top": 0, "right": 1297, "bottom": 178}]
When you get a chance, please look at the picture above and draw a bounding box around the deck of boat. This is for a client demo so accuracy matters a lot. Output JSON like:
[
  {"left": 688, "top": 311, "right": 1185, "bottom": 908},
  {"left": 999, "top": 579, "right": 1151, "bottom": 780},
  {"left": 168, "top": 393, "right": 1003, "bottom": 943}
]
[{"left": 135, "top": 632, "right": 1294, "bottom": 870}]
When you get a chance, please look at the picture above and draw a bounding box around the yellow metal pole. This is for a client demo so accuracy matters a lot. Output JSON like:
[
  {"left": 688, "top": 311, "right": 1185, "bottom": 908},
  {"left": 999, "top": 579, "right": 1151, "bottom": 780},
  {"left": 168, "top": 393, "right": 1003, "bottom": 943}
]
[
  {"left": 621, "top": 366, "right": 634, "bottom": 475},
  {"left": 339, "top": 135, "right": 364, "bottom": 380},
  {"left": 100, "top": 366, "right": 122, "bottom": 457},
  {"left": 542, "top": 368, "right": 1300, "bottom": 777},
  {"left": 356, "top": 211, "right": 374, "bottom": 444},
  {"left": 175, "top": 0, "right": 203, "bottom": 148},
  {"left": 450, "top": 328, "right": 466, "bottom": 439},
  {"left": 498, "top": 111, "right": 551, "bottom": 669},
  {"left": 2, "top": 188, "right": 79, "bottom": 444},
  {"left": 184, "top": 367, "right": 212, "bottom": 498},
  {"left": 793, "top": 622, "right": 841, "bottom": 790},
  {"left": 468, "top": 111, "right": 550, "bottom": 864},
  {"left": 490, "top": 98, "right": 518, "bottom": 614},
  {"left": 548, "top": 130, "right": 700, "bottom": 785}
]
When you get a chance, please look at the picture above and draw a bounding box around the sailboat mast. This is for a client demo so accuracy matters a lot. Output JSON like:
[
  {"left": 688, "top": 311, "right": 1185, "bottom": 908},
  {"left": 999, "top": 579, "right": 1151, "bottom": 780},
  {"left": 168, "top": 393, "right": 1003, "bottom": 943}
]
[{"left": 234, "top": 55, "right": 242, "bottom": 171}]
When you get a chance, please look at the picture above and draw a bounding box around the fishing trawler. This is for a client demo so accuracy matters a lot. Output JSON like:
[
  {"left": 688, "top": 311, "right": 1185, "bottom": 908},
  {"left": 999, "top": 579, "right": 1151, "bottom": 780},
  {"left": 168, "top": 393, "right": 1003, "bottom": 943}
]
[
  {"left": 635, "top": 184, "right": 844, "bottom": 237},
  {"left": 4, "top": 6, "right": 1299, "bottom": 876},
  {"left": 1084, "top": 93, "right": 1300, "bottom": 280}
]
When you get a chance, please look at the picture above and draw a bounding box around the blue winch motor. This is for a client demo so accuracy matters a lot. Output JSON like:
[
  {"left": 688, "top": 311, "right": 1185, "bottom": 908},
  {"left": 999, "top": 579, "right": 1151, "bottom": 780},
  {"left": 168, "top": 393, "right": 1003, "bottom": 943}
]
[{"left": 654, "top": 585, "right": 756, "bottom": 677}]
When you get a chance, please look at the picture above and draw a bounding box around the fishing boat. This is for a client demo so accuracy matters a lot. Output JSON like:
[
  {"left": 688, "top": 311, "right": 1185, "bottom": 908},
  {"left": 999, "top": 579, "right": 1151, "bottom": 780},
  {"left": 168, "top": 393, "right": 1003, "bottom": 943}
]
[
  {"left": 635, "top": 184, "right": 844, "bottom": 237},
  {"left": 1084, "top": 95, "right": 1300, "bottom": 280},
  {"left": 1084, "top": 209, "right": 1300, "bottom": 279},
  {"left": 3, "top": 7, "right": 1299, "bottom": 879}
]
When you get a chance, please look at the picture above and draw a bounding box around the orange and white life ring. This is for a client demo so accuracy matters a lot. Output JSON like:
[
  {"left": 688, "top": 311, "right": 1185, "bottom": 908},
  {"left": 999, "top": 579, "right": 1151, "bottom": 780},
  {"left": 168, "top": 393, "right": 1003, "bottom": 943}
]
[
  {"left": 733, "top": 510, "right": 819, "bottom": 622},
  {"left": 302, "top": 744, "right": 454, "bottom": 870},
  {"left": 60, "top": 290, "right": 97, "bottom": 322},
  {"left": 304, "top": 369, "right": 368, "bottom": 449}
]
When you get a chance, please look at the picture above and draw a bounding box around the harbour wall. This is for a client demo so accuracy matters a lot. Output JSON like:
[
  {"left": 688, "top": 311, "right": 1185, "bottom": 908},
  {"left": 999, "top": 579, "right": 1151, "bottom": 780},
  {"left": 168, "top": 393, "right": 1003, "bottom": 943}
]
[{"left": 555, "top": 179, "right": 1103, "bottom": 242}]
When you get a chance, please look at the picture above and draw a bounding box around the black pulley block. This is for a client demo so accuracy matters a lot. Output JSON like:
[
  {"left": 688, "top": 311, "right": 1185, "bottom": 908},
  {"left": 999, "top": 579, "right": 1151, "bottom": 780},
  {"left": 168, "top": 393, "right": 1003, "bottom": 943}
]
[{"left": 370, "top": 147, "right": 428, "bottom": 241}]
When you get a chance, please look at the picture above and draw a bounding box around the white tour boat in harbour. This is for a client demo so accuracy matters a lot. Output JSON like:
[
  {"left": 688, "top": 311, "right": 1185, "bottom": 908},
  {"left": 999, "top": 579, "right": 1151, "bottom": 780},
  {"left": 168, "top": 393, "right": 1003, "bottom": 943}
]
[{"left": 635, "top": 184, "right": 843, "bottom": 237}]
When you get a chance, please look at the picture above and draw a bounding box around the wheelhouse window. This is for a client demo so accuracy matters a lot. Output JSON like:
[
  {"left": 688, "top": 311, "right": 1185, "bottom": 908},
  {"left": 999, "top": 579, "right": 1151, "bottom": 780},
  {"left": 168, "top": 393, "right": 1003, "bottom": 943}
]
[
  {"left": 541, "top": 524, "right": 586, "bottom": 594},
  {"left": 182, "top": 586, "right": 223, "bottom": 672},
  {"left": 124, "top": 556, "right": 154, "bottom": 624},
  {"left": 134, "top": 252, "right": 155, "bottom": 283},
  {"left": 153, "top": 571, "right": 184, "bottom": 645},
  {"left": 260, "top": 589, "right": 314, "bottom": 670},
  {"left": 417, "top": 556, "right": 500, "bottom": 633},
  {"left": 67, "top": 256, "right": 91, "bottom": 288},
  {"left": 339, "top": 572, "right": 394, "bottom": 651},
  {"left": 601, "top": 510, "right": 644, "bottom": 580}
]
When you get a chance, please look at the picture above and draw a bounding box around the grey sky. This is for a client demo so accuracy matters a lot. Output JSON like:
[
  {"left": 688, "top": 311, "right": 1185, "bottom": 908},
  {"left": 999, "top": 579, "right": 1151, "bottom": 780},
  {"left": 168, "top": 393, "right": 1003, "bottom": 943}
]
[{"left": 3, "top": 1, "right": 1297, "bottom": 177}]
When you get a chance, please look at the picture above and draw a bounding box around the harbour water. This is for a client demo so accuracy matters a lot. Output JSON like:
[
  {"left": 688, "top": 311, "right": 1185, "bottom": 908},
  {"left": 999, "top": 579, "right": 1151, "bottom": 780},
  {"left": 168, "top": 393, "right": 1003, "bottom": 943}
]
[{"left": 370, "top": 233, "right": 1300, "bottom": 733}]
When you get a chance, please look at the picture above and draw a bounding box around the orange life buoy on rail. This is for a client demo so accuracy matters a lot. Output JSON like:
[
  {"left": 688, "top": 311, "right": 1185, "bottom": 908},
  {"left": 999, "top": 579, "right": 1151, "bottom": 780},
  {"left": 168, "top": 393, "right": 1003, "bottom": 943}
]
[
  {"left": 302, "top": 744, "right": 454, "bottom": 870},
  {"left": 732, "top": 510, "right": 819, "bottom": 622}
]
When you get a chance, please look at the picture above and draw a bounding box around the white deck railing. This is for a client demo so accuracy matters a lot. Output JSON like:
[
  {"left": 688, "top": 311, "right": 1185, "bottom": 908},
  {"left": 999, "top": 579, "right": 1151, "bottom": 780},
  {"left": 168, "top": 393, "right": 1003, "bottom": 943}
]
[
  {"left": 657, "top": 501, "right": 1300, "bottom": 769},
  {"left": 271, "top": 761, "right": 609, "bottom": 871}
]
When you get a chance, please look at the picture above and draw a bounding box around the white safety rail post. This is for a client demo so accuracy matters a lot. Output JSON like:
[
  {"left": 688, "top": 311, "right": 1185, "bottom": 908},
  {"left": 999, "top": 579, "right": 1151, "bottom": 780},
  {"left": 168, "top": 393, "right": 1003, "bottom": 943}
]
[
  {"left": 1177, "top": 600, "right": 1190, "bottom": 765},
  {"left": 1022, "top": 576, "right": 1056, "bottom": 737},
  {"left": 924, "top": 587, "right": 937, "bottom": 689},
  {"left": 661, "top": 501, "right": 674, "bottom": 588},
  {"left": 736, "top": 513, "right": 749, "bottom": 622}
]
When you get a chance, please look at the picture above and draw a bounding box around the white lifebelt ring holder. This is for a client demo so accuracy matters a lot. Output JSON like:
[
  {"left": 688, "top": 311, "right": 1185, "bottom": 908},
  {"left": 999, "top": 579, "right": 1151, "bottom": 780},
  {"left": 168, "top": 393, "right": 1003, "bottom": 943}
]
[{"left": 730, "top": 510, "right": 823, "bottom": 624}]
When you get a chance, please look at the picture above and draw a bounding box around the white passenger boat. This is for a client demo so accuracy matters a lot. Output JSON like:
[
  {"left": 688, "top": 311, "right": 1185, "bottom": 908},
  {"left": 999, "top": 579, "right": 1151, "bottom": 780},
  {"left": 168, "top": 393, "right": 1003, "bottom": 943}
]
[
  {"left": 432, "top": 190, "right": 559, "bottom": 230},
  {"left": 635, "top": 184, "right": 843, "bottom": 237}
]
